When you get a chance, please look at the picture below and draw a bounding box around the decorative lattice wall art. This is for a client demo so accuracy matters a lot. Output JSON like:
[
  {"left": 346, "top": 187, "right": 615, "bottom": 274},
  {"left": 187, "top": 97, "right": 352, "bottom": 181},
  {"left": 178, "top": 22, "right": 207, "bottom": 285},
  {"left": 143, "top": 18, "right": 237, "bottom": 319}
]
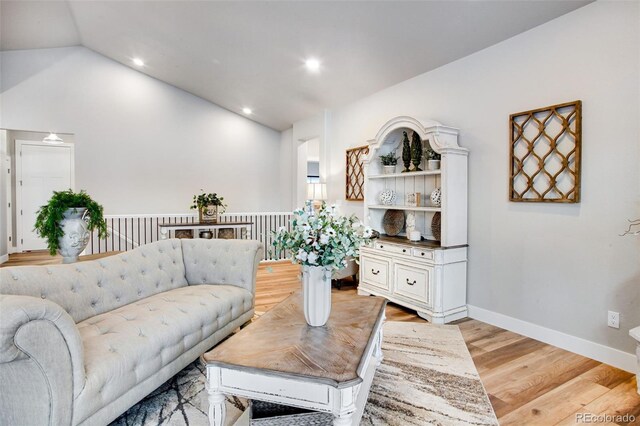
[
  {"left": 510, "top": 100, "right": 582, "bottom": 203},
  {"left": 345, "top": 145, "right": 369, "bottom": 201}
]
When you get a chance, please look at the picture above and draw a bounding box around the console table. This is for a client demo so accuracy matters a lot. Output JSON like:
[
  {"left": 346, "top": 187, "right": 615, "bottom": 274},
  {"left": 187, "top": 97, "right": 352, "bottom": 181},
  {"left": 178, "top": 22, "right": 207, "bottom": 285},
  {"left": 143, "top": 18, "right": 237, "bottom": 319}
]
[{"left": 159, "top": 222, "right": 252, "bottom": 240}]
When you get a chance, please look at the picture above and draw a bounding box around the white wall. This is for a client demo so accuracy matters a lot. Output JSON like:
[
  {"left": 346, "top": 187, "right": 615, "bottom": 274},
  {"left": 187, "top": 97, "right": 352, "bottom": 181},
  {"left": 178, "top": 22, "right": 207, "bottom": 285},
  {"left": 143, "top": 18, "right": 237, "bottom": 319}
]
[
  {"left": 0, "top": 46, "right": 285, "bottom": 214},
  {"left": 314, "top": 2, "right": 639, "bottom": 356}
]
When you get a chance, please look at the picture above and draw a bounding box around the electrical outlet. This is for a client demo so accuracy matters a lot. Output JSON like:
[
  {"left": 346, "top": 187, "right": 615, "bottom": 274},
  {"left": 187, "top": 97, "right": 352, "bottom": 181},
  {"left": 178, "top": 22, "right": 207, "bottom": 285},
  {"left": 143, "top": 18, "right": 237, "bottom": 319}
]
[{"left": 607, "top": 311, "right": 620, "bottom": 329}]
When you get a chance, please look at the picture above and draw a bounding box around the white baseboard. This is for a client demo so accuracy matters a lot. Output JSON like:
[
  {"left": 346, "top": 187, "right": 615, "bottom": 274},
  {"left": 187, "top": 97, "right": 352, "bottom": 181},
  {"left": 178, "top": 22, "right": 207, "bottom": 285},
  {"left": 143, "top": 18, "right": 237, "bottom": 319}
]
[
  {"left": 467, "top": 304, "right": 636, "bottom": 373},
  {"left": 0, "top": 254, "right": 8, "bottom": 264}
]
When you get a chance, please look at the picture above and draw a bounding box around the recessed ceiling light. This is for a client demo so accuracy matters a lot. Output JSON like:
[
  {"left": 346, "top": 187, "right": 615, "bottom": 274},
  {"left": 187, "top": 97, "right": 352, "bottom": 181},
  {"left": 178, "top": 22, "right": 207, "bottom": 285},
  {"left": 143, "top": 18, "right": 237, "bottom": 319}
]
[
  {"left": 132, "top": 58, "right": 145, "bottom": 67},
  {"left": 242, "top": 107, "right": 252, "bottom": 115},
  {"left": 305, "top": 58, "right": 321, "bottom": 72}
]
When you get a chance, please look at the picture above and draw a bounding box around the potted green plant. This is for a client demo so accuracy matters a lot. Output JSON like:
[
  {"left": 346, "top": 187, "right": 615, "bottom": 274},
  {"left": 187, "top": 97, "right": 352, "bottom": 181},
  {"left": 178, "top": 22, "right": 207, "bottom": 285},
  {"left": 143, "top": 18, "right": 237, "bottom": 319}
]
[
  {"left": 34, "top": 189, "right": 108, "bottom": 263},
  {"left": 191, "top": 190, "right": 227, "bottom": 223},
  {"left": 379, "top": 152, "right": 399, "bottom": 174},
  {"left": 426, "top": 143, "right": 441, "bottom": 170}
]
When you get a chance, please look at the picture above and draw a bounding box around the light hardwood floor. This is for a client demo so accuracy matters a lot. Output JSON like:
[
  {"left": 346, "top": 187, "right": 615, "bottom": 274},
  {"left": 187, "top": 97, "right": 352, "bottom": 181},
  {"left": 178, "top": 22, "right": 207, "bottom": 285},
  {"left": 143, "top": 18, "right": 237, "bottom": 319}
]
[{"left": 3, "top": 252, "right": 639, "bottom": 425}]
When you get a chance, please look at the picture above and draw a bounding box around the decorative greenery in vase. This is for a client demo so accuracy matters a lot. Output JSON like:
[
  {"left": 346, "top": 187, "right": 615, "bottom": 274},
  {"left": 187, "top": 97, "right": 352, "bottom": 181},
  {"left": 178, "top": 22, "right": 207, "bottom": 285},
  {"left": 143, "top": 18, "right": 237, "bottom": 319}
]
[
  {"left": 191, "top": 190, "right": 227, "bottom": 222},
  {"left": 401, "top": 131, "right": 412, "bottom": 172},
  {"left": 271, "top": 202, "right": 373, "bottom": 270},
  {"left": 34, "top": 189, "right": 108, "bottom": 255},
  {"left": 426, "top": 142, "right": 441, "bottom": 161},
  {"left": 190, "top": 191, "right": 226, "bottom": 211},
  {"left": 411, "top": 131, "right": 423, "bottom": 171},
  {"left": 379, "top": 153, "right": 398, "bottom": 166}
]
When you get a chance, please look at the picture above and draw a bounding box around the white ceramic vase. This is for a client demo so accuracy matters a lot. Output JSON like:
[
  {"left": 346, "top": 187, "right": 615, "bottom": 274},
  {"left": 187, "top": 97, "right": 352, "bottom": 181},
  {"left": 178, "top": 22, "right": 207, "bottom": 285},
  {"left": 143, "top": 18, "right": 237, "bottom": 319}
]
[
  {"left": 302, "top": 266, "right": 332, "bottom": 327},
  {"left": 58, "top": 208, "right": 90, "bottom": 264},
  {"left": 428, "top": 159, "right": 441, "bottom": 170}
]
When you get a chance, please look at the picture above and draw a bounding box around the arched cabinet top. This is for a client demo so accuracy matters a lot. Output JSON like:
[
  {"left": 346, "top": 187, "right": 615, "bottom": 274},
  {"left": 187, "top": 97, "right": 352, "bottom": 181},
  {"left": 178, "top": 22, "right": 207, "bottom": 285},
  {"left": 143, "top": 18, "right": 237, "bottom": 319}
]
[{"left": 365, "top": 116, "right": 466, "bottom": 162}]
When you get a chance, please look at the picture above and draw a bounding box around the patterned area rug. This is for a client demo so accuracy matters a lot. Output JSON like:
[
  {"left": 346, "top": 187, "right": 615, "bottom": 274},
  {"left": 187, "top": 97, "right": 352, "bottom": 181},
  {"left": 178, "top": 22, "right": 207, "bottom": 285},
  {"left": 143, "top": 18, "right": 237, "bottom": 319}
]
[{"left": 111, "top": 321, "right": 496, "bottom": 426}]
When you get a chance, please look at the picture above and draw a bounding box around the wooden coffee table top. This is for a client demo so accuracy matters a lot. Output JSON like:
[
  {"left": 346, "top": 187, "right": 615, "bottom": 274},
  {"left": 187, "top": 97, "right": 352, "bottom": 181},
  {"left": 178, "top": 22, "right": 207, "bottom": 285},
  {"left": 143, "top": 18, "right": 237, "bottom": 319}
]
[{"left": 203, "top": 291, "right": 386, "bottom": 387}]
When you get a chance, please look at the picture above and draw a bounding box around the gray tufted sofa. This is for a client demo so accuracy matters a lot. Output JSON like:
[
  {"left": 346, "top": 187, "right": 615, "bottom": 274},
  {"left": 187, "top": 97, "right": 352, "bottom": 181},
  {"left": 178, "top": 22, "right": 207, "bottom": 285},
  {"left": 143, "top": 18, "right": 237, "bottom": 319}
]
[{"left": 0, "top": 238, "right": 263, "bottom": 426}]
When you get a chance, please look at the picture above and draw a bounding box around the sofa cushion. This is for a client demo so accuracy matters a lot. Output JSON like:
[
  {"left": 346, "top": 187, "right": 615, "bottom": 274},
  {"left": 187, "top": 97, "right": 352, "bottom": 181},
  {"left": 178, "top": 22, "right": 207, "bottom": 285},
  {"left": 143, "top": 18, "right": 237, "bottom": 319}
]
[
  {"left": 74, "top": 284, "right": 253, "bottom": 423},
  {"left": 0, "top": 239, "right": 188, "bottom": 323},
  {"left": 181, "top": 239, "right": 263, "bottom": 293}
]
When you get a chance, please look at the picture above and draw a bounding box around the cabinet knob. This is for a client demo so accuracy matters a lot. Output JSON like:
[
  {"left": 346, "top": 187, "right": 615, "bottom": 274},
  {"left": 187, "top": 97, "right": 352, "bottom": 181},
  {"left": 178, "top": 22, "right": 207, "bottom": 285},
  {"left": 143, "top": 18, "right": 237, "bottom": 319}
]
[
  {"left": 421, "top": 252, "right": 425, "bottom": 256},
  {"left": 371, "top": 269, "right": 380, "bottom": 275},
  {"left": 402, "top": 249, "right": 407, "bottom": 253},
  {"left": 406, "top": 278, "right": 416, "bottom": 286},
  {"left": 379, "top": 245, "right": 384, "bottom": 249}
]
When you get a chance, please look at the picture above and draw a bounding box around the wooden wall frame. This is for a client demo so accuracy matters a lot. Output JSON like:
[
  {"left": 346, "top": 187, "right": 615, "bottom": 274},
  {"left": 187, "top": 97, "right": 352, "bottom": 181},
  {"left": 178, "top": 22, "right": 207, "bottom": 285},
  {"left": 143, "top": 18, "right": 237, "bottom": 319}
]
[
  {"left": 509, "top": 100, "right": 582, "bottom": 203},
  {"left": 345, "top": 145, "right": 369, "bottom": 201}
]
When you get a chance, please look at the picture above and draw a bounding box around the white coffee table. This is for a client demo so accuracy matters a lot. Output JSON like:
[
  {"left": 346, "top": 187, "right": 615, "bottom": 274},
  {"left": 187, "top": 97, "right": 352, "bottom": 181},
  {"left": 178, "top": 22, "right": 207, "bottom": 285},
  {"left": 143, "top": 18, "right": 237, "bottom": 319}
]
[{"left": 202, "top": 291, "right": 386, "bottom": 425}]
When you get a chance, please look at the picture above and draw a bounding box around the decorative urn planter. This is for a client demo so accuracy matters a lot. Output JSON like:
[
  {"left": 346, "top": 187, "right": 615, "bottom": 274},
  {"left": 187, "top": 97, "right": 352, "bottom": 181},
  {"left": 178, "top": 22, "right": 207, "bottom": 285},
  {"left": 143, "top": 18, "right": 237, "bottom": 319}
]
[
  {"left": 302, "top": 266, "right": 332, "bottom": 327},
  {"left": 199, "top": 204, "right": 219, "bottom": 223},
  {"left": 383, "top": 165, "right": 396, "bottom": 175},
  {"left": 58, "top": 208, "right": 90, "bottom": 263},
  {"left": 427, "top": 159, "right": 441, "bottom": 170}
]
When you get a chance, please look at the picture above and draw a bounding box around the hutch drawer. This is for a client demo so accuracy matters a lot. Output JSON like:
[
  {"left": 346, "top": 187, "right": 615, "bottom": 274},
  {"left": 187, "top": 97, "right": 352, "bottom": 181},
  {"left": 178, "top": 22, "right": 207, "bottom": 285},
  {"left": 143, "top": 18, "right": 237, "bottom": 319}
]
[
  {"left": 412, "top": 248, "right": 435, "bottom": 260},
  {"left": 394, "top": 262, "right": 430, "bottom": 304},
  {"left": 374, "top": 241, "right": 411, "bottom": 256},
  {"left": 361, "top": 255, "right": 390, "bottom": 290}
]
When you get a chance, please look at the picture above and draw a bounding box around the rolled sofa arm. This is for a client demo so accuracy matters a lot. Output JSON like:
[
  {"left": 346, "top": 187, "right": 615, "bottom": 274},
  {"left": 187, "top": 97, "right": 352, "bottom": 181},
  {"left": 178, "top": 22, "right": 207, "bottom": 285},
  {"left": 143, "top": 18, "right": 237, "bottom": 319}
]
[
  {"left": 0, "top": 295, "right": 85, "bottom": 426},
  {"left": 181, "top": 239, "right": 264, "bottom": 294}
]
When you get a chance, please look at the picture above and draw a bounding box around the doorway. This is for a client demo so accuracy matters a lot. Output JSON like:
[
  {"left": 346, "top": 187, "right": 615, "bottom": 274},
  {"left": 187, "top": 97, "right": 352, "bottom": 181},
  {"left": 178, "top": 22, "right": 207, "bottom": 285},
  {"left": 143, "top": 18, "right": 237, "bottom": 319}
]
[
  {"left": 296, "top": 138, "right": 321, "bottom": 207},
  {"left": 16, "top": 140, "right": 74, "bottom": 251}
]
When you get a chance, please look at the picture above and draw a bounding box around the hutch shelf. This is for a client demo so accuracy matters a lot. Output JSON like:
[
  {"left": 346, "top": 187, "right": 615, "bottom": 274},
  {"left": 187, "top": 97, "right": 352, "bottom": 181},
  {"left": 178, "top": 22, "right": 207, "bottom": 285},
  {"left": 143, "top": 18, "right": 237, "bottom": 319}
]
[{"left": 358, "top": 116, "right": 469, "bottom": 324}]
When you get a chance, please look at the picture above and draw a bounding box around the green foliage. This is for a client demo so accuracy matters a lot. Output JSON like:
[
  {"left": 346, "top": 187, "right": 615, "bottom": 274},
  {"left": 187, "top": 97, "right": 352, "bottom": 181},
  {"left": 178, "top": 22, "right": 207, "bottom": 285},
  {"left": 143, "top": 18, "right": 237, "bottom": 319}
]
[
  {"left": 34, "top": 189, "right": 108, "bottom": 255},
  {"left": 401, "top": 131, "right": 412, "bottom": 171},
  {"left": 426, "top": 141, "right": 441, "bottom": 160},
  {"left": 271, "top": 203, "right": 373, "bottom": 270},
  {"left": 190, "top": 190, "right": 227, "bottom": 213},
  {"left": 379, "top": 152, "right": 398, "bottom": 166},
  {"left": 411, "top": 131, "right": 423, "bottom": 170}
]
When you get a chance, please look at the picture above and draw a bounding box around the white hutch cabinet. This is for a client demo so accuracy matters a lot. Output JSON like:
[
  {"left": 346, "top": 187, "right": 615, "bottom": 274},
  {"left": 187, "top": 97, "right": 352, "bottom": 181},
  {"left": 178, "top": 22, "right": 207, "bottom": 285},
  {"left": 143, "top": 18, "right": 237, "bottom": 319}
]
[{"left": 358, "top": 116, "right": 469, "bottom": 324}]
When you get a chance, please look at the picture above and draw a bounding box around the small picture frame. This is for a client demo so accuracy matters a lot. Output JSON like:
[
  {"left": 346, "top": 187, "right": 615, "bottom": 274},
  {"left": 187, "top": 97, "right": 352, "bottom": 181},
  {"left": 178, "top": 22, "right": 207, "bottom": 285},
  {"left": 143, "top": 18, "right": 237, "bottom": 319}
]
[{"left": 406, "top": 192, "right": 421, "bottom": 207}]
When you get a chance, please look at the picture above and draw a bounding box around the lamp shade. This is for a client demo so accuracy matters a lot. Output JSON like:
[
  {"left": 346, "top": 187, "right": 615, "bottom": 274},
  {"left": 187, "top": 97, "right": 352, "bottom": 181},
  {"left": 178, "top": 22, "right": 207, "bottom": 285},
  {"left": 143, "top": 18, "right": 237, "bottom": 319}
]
[{"left": 307, "top": 183, "right": 327, "bottom": 201}]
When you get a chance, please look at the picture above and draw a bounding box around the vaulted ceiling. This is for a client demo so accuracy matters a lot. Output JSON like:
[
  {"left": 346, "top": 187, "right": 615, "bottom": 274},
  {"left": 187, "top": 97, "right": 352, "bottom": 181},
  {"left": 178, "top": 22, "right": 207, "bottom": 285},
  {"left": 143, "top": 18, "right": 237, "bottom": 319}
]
[{"left": 1, "top": 1, "right": 591, "bottom": 130}]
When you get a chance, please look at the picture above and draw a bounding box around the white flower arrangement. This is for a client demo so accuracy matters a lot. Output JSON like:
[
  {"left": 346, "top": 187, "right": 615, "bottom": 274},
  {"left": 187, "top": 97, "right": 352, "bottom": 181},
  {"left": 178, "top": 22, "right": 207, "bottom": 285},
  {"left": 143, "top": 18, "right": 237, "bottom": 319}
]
[{"left": 272, "top": 202, "right": 373, "bottom": 270}]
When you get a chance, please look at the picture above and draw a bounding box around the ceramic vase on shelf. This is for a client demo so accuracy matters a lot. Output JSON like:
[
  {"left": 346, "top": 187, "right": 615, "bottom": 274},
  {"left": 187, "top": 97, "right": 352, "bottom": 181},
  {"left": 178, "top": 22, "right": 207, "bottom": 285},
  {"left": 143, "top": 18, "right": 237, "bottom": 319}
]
[
  {"left": 379, "top": 189, "right": 396, "bottom": 205},
  {"left": 302, "top": 266, "right": 332, "bottom": 327},
  {"left": 383, "top": 165, "right": 396, "bottom": 174},
  {"left": 427, "top": 160, "right": 441, "bottom": 170},
  {"left": 58, "top": 208, "right": 90, "bottom": 264}
]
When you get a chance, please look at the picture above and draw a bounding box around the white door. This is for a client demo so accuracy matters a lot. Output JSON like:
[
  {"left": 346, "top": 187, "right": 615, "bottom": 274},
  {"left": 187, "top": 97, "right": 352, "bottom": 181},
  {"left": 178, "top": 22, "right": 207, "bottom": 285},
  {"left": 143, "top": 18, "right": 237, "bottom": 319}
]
[{"left": 17, "top": 141, "right": 74, "bottom": 251}]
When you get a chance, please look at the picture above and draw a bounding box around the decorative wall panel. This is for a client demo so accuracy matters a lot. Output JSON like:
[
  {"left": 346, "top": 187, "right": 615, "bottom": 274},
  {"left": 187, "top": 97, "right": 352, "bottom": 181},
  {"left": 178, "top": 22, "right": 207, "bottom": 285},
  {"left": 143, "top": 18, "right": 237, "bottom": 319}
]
[
  {"left": 510, "top": 100, "right": 582, "bottom": 203},
  {"left": 346, "top": 145, "right": 369, "bottom": 201}
]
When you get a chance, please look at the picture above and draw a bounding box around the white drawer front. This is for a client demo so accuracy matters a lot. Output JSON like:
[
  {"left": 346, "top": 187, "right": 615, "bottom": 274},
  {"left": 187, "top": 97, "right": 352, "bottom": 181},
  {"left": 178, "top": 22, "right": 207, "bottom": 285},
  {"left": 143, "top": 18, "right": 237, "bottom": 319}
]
[
  {"left": 361, "top": 256, "right": 390, "bottom": 290},
  {"left": 412, "top": 248, "right": 434, "bottom": 260},
  {"left": 395, "top": 263, "right": 430, "bottom": 304},
  {"left": 375, "top": 241, "right": 411, "bottom": 256}
]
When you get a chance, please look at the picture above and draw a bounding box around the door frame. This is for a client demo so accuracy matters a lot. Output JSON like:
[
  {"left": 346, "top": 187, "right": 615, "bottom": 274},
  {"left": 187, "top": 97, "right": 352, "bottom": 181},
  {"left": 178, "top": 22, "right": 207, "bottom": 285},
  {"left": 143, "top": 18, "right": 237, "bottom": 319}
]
[{"left": 15, "top": 140, "right": 75, "bottom": 252}]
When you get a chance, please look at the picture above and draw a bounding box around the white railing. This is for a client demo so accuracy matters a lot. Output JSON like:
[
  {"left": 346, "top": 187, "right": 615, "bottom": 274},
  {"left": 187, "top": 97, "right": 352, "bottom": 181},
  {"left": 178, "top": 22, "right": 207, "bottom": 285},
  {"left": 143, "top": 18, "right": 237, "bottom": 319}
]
[{"left": 87, "top": 212, "right": 294, "bottom": 261}]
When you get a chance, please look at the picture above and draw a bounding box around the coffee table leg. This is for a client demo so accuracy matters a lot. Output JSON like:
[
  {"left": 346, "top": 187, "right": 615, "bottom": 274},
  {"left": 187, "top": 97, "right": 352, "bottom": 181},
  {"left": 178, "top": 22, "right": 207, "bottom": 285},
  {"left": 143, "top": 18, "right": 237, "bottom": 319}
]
[
  {"left": 333, "top": 413, "right": 354, "bottom": 426},
  {"left": 207, "top": 388, "right": 226, "bottom": 426},
  {"left": 375, "top": 316, "right": 385, "bottom": 366}
]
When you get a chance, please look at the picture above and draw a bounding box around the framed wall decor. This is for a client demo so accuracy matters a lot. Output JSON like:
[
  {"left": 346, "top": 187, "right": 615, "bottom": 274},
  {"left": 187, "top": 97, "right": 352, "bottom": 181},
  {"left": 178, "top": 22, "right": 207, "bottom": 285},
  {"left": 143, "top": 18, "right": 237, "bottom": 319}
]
[
  {"left": 509, "top": 100, "right": 582, "bottom": 203},
  {"left": 345, "top": 145, "right": 369, "bottom": 201}
]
